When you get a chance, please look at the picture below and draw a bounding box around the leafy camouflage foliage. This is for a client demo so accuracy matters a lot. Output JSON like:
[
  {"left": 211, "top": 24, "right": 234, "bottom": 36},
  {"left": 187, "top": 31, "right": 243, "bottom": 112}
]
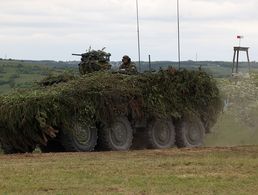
[
  {"left": 38, "top": 73, "right": 76, "bottom": 86},
  {"left": 76, "top": 49, "right": 112, "bottom": 75},
  {"left": 0, "top": 69, "right": 222, "bottom": 151}
]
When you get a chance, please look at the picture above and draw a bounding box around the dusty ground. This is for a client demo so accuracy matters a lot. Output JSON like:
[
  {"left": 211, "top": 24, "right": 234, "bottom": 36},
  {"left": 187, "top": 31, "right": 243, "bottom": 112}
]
[{"left": 1, "top": 146, "right": 258, "bottom": 194}]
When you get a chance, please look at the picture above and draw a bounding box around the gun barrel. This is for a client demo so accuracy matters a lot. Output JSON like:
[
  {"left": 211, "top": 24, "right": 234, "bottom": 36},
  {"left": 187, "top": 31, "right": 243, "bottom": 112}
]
[{"left": 72, "top": 54, "right": 82, "bottom": 56}]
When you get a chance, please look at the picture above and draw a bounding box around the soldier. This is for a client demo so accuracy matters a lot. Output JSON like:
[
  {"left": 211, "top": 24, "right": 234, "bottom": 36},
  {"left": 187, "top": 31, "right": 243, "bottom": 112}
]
[{"left": 119, "top": 55, "right": 138, "bottom": 74}]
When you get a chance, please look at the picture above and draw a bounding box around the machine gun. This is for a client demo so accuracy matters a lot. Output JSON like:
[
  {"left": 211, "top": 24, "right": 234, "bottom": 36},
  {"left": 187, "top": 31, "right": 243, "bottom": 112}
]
[{"left": 72, "top": 54, "right": 83, "bottom": 57}]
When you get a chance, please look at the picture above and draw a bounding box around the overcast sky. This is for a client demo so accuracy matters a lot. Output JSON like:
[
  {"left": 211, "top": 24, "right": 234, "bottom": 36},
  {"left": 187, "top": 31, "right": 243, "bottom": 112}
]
[{"left": 0, "top": 0, "right": 257, "bottom": 61}]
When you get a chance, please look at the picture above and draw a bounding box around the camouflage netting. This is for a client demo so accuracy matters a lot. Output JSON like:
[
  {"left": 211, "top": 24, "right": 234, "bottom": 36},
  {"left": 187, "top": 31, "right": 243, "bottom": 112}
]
[
  {"left": 0, "top": 69, "right": 222, "bottom": 151},
  {"left": 77, "top": 49, "right": 112, "bottom": 74},
  {"left": 38, "top": 73, "right": 76, "bottom": 86}
]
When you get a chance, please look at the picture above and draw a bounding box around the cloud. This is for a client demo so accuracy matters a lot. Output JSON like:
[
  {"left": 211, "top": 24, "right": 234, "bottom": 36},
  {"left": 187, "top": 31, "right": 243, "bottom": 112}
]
[{"left": 0, "top": 0, "right": 257, "bottom": 61}]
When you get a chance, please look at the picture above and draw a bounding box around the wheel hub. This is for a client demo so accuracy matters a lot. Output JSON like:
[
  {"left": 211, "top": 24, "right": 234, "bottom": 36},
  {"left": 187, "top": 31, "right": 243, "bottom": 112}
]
[
  {"left": 154, "top": 122, "right": 171, "bottom": 145},
  {"left": 74, "top": 123, "right": 91, "bottom": 145},
  {"left": 110, "top": 122, "right": 127, "bottom": 146},
  {"left": 186, "top": 122, "right": 202, "bottom": 144}
]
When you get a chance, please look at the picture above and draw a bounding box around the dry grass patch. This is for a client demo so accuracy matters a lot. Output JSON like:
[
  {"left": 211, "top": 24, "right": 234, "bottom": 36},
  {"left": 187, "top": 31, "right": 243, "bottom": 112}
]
[{"left": 0, "top": 146, "right": 258, "bottom": 194}]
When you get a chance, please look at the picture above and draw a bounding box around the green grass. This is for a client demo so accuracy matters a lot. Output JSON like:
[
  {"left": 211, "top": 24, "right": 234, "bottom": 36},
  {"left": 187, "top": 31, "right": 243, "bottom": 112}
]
[{"left": 0, "top": 146, "right": 258, "bottom": 194}]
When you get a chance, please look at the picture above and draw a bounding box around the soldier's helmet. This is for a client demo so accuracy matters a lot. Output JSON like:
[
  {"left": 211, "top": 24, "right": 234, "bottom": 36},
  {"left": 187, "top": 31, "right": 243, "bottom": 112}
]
[{"left": 122, "top": 55, "right": 131, "bottom": 63}]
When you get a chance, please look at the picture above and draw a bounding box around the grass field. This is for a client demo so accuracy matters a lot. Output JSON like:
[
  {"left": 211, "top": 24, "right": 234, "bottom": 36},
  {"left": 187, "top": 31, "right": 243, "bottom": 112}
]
[{"left": 0, "top": 146, "right": 258, "bottom": 194}]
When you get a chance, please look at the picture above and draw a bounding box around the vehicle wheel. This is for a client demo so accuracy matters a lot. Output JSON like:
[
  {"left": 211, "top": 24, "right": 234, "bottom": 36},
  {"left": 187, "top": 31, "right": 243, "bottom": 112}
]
[
  {"left": 39, "top": 139, "right": 65, "bottom": 153},
  {"left": 176, "top": 115, "right": 205, "bottom": 148},
  {"left": 60, "top": 121, "right": 98, "bottom": 152},
  {"left": 145, "top": 119, "right": 176, "bottom": 149},
  {"left": 97, "top": 116, "right": 133, "bottom": 151}
]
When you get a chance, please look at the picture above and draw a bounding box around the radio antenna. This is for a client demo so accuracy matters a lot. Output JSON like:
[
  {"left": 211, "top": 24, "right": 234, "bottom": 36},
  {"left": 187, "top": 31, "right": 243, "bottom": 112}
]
[
  {"left": 177, "top": 0, "right": 181, "bottom": 69},
  {"left": 136, "top": 0, "right": 141, "bottom": 72}
]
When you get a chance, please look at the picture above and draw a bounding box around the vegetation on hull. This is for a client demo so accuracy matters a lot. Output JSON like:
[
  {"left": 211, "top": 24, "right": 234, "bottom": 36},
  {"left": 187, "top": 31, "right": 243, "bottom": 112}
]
[{"left": 0, "top": 69, "right": 222, "bottom": 152}]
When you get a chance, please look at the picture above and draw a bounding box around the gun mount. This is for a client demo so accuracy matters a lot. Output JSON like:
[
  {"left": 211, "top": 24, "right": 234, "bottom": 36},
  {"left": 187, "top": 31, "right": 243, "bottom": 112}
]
[{"left": 73, "top": 49, "right": 112, "bottom": 75}]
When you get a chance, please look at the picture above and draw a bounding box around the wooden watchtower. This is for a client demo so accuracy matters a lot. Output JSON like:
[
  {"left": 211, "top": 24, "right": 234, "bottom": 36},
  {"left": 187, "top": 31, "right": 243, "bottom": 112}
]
[{"left": 232, "top": 47, "right": 250, "bottom": 74}]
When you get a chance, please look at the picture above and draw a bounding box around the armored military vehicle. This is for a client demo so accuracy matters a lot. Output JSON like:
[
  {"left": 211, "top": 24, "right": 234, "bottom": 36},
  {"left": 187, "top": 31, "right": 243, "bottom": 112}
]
[{"left": 0, "top": 49, "right": 222, "bottom": 154}]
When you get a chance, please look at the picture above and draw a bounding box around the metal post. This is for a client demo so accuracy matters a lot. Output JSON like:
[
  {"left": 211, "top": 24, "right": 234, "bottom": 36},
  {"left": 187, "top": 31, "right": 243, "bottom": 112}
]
[
  {"left": 177, "top": 0, "right": 181, "bottom": 69},
  {"left": 246, "top": 50, "right": 251, "bottom": 73},
  {"left": 148, "top": 54, "right": 151, "bottom": 71},
  {"left": 136, "top": 0, "right": 141, "bottom": 72},
  {"left": 232, "top": 49, "right": 236, "bottom": 74},
  {"left": 236, "top": 50, "right": 240, "bottom": 73}
]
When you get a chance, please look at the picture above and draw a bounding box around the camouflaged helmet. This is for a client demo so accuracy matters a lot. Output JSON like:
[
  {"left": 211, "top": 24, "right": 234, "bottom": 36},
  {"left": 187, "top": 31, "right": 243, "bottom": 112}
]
[{"left": 122, "top": 55, "right": 131, "bottom": 63}]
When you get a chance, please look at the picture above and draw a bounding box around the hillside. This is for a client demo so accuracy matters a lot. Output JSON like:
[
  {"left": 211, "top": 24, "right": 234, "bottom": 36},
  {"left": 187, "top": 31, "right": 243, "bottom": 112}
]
[{"left": 0, "top": 59, "right": 77, "bottom": 94}]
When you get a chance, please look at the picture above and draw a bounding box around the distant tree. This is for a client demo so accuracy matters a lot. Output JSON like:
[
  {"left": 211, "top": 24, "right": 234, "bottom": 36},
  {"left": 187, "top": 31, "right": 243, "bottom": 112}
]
[
  {"left": 17, "top": 63, "right": 24, "bottom": 68},
  {"left": 9, "top": 74, "right": 20, "bottom": 79},
  {"left": 0, "top": 66, "right": 4, "bottom": 73},
  {"left": 8, "top": 79, "right": 15, "bottom": 88}
]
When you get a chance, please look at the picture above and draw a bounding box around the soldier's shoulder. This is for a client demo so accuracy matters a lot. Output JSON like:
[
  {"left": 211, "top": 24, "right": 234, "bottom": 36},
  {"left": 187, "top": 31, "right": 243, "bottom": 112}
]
[{"left": 130, "top": 62, "right": 137, "bottom": 67}]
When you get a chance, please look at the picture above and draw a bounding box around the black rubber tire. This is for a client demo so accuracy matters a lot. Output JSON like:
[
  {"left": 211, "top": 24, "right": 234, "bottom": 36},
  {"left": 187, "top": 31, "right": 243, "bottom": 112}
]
[
  {"left": 39, "top": 139, "right": 66, "bottom": 153},
  {"left": 97, "top": 116, "right": 133, "bottom": 151},
  {"left": 145, "top": 119, "right": 176, "bottom": 149},
  {"left": 176, "top": 115, "right": 205, "bottom": 148},
  {"left": 60, "top": 121, "right": 98, "bottom": 152}
]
